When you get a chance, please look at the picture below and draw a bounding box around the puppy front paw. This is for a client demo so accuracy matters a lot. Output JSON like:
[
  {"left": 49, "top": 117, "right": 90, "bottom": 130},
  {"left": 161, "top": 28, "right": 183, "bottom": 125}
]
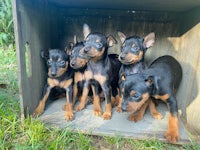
[
  {"left": 152, "top": 112, "right": 163, "bottom": 120},
  {"left": 102, "top": 112, "right": 111, "bottom": 120},
  {"left": 65, "top": 111, "right": 74, "bottom": 121},
  {"left": 165, "top": 130, "right": 179, "bottom": 143},
  {"left": 75, "top": 103, "right": 85, "bottom": 112},
  {"left": 33, "top": 102, "right": 44, "bottom": 117},
  {"left": 128, "top": 113, "right": 143, "bottom": 122}
]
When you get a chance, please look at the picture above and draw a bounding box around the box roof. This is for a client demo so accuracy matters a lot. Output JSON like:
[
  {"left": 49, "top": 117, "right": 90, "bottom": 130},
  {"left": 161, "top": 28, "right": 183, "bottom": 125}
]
[{"left": 48, "top": 0, "right": 200, "bottom": 12}]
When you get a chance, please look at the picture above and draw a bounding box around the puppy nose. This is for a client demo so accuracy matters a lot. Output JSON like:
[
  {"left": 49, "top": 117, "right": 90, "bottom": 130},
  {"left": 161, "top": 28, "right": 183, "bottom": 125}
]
[
  {"left": 120, "top": 54, "right": 126, "bottom": 60},
  {"left": 71, "top": 61, "right": 75, "bottom": 66},
  {"left": 51, "top": 72, "right": 56, "bottom": 77},
  {"left": 121, "top": 102, "right": 127, "bottom": 111},
  {"left": 84, "top": 47, "right": 90, "bottom": 53},
  {"left": 51, "top": 68, "right": 57, "bottom": 76}
]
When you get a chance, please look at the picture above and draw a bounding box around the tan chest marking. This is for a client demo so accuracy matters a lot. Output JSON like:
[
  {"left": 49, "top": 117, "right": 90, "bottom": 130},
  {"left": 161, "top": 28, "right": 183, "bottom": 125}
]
[
  {"left": 60, "top": 79, "right": 73, "bottom": 88},
  {"left": 47, "top": 78, "right": 72, "bottom": 88},
  {"left": 74, "top": 72, "right": 84, "bottom": 83},
  {"left": 84, "top": 70, "right": 93, "bottom": 80},
  {"left": 94, "top": 74, "right": 106, "bottom": 85},
  {"left": 48, "top": 78, "right": 59, "bottom": 87}
]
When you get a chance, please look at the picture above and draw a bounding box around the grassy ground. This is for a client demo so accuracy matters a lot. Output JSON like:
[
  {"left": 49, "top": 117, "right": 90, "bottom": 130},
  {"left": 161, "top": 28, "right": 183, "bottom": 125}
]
[{"left": 0, "top": 47, "right": 200, "bottom": 150}]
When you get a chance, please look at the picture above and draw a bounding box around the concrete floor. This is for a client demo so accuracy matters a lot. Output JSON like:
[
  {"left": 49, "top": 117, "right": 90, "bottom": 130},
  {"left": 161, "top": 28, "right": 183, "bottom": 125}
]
[{"left": 39, "top": 98, "right": 191, "bottom": 144}]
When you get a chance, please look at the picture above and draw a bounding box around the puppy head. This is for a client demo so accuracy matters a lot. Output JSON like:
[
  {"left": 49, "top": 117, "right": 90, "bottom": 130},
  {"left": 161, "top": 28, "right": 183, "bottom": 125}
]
[
  {"left": 69, "top": 42, "right": 89, "bottom": 69},
  {"left": 121, "top": 73, "right": 159, "bottom": 112},
  {"left": 118, "top": 32, "right": 155, "bottom": 64},
  {"left": 46, "top": 49, "right": 69, "bottom": 78},
  {"left": 81, "top": 24, "right": 117, "bottom": 61}
]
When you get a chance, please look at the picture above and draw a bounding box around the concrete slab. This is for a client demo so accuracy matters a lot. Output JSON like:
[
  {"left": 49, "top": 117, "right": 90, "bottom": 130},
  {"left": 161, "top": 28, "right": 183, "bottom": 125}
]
[{"left": 39, "top": 98, "right": 192, "bottom": 144}]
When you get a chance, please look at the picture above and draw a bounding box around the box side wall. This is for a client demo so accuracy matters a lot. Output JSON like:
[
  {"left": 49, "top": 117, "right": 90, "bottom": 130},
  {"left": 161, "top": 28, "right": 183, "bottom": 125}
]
[
  {"left": 13, "top": 0, "right": 53, "bottom": 115},
  {"left": 177, "top": 7, "right": 200, "bottom": 134}
]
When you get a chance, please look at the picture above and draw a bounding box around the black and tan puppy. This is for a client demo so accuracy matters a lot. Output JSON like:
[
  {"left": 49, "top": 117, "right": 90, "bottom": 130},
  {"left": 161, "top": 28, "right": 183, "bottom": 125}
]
[
  {"left": 117, "top": 32, "right": 155, "bottom": 112},
  {"left": 68, "top": 36, "right": 89, "bottom": 106},
  {"left": 69, "top": 36, "right": 103, "bottom": 109},
  {"left": 122, "top": 55, "right": 182, "bottom": 143},
  {"left": 33, "top": 49, "right": 75, "bottom": 121},
  {"left": 78, "top": 24, "right": 121, "bottom": 120}
]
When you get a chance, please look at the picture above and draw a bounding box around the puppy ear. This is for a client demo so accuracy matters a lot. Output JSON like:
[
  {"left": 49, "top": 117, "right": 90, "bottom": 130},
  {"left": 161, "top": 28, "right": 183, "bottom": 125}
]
[
  {"left": 83, "top": 24, "right": 91, "bottom": 39},
  {"left": 65, "top": 42, "right": 74, "bottom": 55},
  {"left": 121, "top": 73, "right": 126, "bottom": 81},
  {"left": 117, "top": 31, "right": 126, "bottom": 44},
  {"left": 145, "top": 76, "right": 154, "bottom": 87},
  {"left": 40, "top": 49, "right": 49, "bottom": 60},
  {"left": 107, "top": 35, "right": 117, "bottom": 47},
  {"left": 144, "top": 75, "right": 159, "bottom": 91},
  {"left": 143, "top": 32, "right": 155, "bottom": 49}
]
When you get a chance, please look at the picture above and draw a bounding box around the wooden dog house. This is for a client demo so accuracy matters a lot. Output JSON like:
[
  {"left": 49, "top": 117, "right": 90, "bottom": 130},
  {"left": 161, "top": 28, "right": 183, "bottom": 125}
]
[{"left": 12, "top": 0, "right": 200, "bottom": 143}]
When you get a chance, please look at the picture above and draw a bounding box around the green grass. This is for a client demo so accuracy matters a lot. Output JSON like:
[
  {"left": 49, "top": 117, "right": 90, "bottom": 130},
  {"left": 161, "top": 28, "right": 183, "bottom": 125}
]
[
  {"left": 0, "top": 47, "right": 200, "bottom": 149},
  {"left": 0, "top": 0, "right": 14, "bottom": 47}
]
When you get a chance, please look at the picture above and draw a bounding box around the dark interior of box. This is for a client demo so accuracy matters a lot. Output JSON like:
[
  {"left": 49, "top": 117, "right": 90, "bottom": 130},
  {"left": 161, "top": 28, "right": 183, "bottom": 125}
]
[
  {"left": 15, "top": 0, "right": 200, "bottom": 140},
  {"left": 20, "top": 0, "right": 200, "bottom": 49}
]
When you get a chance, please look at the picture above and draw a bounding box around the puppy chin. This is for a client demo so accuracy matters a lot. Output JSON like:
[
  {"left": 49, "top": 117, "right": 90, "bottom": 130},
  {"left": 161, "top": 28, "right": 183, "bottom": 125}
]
[{"left": 119, "top": 59, "right": 136, "bottom": 65}]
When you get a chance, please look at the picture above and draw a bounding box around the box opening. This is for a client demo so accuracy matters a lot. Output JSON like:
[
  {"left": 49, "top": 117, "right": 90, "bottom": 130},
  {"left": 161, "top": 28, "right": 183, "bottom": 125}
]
[{"left": 13, "top": 0, "right": 200, "bottom": 143}]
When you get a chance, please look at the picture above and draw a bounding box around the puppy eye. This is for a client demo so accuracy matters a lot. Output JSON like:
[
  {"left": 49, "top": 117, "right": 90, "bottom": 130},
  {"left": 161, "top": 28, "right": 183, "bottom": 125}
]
[
  {"left": 47, "top": 59, "right": 52, "bottom": 65},
  {"left": 83, "top": 41, "right": 86, "bottom": 45},
  {"left": 133, "top": 93, "right": 139, "bottom": 98},
  {"left": 121, "top": 45, "right": 126, "bottom": 51},
  {"left": 83, "top": 41, "right": 88, "bottom": 46},
  {"left": 132, "top": 92, "right": 141, "bottom": 100},
  {"left": 96, "top": 42, "right": 103, "bottom": 48},
  {"left": 58, "top": 60, "right": 65, "bottom": 66},
  {"left": 132, "top": 46, "right": 139, "bottom": 51}
]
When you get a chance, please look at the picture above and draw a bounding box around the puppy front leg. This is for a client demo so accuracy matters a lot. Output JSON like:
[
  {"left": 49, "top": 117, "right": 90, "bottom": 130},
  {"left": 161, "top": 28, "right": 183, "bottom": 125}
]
[
  {"left": 149, "top": 99, "right": 163, "bottom": 119},
  {"left": 91, "top": 85, "right": 102, "bottom": 116},
  {"left": 65, "top": 85, "right": 74, "bottom": 121},
  {"left": 165, "top": 95, "right": 179, "bottom": 143},
  {"left": 102, "top": 84, "right": 112, "bottom": 120},
  {"left": 75, "top": 81, "right": 89, "bottom": 111},
  {"left": 33, "top": 84, "right": 52, "bottom": 117}
]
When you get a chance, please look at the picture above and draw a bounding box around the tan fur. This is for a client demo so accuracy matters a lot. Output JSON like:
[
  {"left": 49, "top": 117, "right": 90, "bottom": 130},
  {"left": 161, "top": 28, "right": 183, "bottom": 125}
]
[
  {"left": 75, "top": 86, "right": 89, "bottom": 111},
  {"left": 153, "top": 94, "right": 169, "bottom": 102},
  {"left": 127, "top": 92, "right": 150, "bottom": 112},
  {"left": 65, "top": 103, "right": 74, "bottom": 121},
  {"left": 149, "top": 100, "right": 163, "bottom": 119},
  {"left": 125, "top": 51, "right": 143, "bottom": 63},
  {"left": 128, "top": 100, "right": 150, "bottom": 122},
  {"left": 48, "top": 78, "right": 59, "bottom": 87},
  {"left": 84, "top": 70, "right": 93, "bottom": 80},
  {"left": 165, "top": 114, "right": 179, "bottom": 143},
  {"left": 102, "top": 103, "right": 112, "bottom": 120},
  {"left": 74, "top": 72, "right": 84, "bottom": 83},
  {"left": 60, "top": 79, "right": 73, "bottom": 88},
  {"left": 94, "top": 74, "right": 106, "bottom": 85}
]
